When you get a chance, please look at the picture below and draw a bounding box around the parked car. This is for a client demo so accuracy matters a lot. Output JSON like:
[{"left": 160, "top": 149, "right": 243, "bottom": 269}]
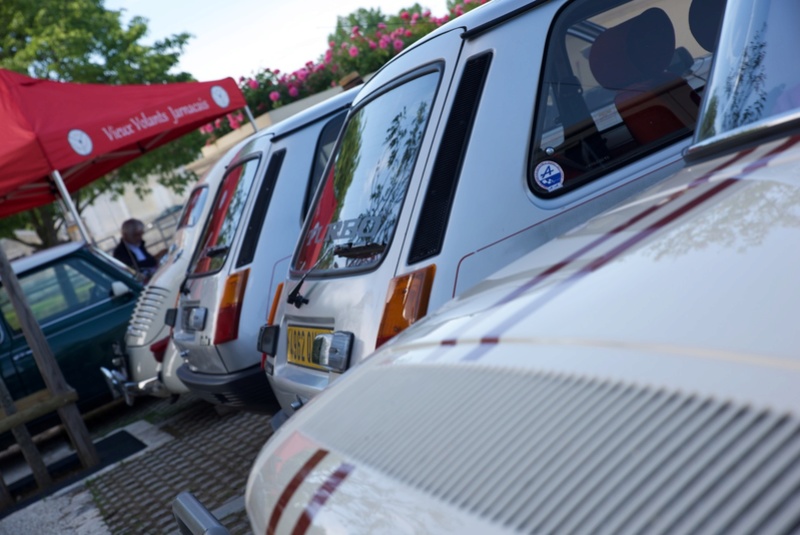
[
  {"left": 263, "top": 0, "right": 726, "bottom": 425},
  {"left": 171, "top": 88, "right": 357, "bottom": 413},
  {"left": 0, "top": 242, "right": 141, "bottom": 431},
  {"left": 102, "top": 140, "right": 251, "bottom": 404},
  {"left": 174, "top": 0, "right": 800, "bottom": 531}
]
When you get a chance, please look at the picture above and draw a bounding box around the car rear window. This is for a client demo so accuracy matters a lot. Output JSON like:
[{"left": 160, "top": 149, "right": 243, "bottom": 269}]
[
  {"left": 303, "top": 110, "right": 347, "bottom": 219},
  {"left": 177, "top": 185, "right": 208, "bottom": 229},
  {"left": 294, "top": 70, "right": 440, "bottom": 273},
  {"left": 189, "top": 157, "right": 260, "bottom": 275}
]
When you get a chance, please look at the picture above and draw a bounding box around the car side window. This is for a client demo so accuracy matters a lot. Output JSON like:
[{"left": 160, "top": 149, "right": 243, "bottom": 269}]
[
  {"left": 530, "top": 0, "right": 724, "bottom": 197},
  {"left": 0, "top": 258, "right": 115, "bottom": 332}
]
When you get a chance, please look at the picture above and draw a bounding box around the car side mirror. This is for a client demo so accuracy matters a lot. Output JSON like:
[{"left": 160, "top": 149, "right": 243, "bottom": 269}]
[{"left": 111, "top": 281, "right": 133, "bottom": 297}]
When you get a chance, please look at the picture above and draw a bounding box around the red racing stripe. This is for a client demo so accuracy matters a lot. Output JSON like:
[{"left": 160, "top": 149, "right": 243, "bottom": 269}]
[
  {"left": 422, "top": 146, "right": 758, "bottom": 363},
  {"left": 267, "top": 448, "right": 329, "bottom": 535},
  {"left": 460, "top": 135, "right": 800, "bottom": 361},
  {"left": 291, "top": 463, "right": 355, "bottom": 535}
]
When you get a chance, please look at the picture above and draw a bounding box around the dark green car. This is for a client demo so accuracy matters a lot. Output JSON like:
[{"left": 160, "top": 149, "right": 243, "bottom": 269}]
[{"left": 0, "top": 242, "right": 142, "bottom": 425}]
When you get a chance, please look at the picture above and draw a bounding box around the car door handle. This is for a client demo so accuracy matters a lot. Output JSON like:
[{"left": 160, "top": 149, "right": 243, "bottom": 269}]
[{"left": 12, "top": 350, "right": 32, "bottom": 362}]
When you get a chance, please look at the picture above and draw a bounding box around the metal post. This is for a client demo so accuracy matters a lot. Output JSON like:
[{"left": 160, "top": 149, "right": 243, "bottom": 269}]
[
  {"left": 244, "top": 105, "right": 258, "bottom": 133},
  {"left": 50, "top": 171, "right": 94, "bottom": 246}
]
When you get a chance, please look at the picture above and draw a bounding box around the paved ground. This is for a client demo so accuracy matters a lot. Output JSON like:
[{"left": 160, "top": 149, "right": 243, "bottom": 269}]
[{"left": 0, "top": 393, "right": 273, "bottom": 534}]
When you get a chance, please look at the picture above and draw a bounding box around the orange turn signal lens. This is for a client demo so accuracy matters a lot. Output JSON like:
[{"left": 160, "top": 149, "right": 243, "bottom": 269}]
[
  {"left": 261, "top": 282, "right": 285, "bottom": 371},
  {"left": 376, "top": 264, "right": 435, "bottom": 348},
  {"left": 214, "top": 269, "right": 249, "bottom": 345},
  {"left": 267, "top": 282, "right": 284, "bottom": 326}
]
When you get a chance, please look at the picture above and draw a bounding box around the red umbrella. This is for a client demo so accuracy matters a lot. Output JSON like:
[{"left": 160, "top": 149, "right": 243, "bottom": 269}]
[{"left": 0, "top": 69, "right": 252, "bottom": 227}]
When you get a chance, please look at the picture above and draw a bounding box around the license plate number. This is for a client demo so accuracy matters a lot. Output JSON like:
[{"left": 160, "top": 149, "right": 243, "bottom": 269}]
[{"left": 287, "top": 326, "right": 333, "bottom": 370}]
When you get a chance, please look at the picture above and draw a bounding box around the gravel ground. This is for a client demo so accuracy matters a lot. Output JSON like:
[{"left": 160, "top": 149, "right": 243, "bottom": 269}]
[{"left": 0, "top": 393, "right": 273, "bottom": 534}]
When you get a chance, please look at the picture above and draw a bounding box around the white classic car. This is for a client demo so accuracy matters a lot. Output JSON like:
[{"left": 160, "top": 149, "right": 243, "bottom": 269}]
[
  {"left": 265, "top": 0, "right": 725, "bottom": 426},
  {"left": 101, "top": 139, "right": 248, "bottom": 403},
  {"left": 175, "top": 0, "right": 800, "bottom": 532}
]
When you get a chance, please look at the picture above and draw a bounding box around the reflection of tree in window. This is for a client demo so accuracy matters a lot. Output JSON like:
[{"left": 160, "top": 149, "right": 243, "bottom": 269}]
[
  {"left": 333, "top": 110, "right": 364, "bottom": 217},
  {"left": 700, "top": 25, "right": 768, "bottom": 137},
  {"left": 196, "top": 160, "right": 258, "bottom": 273},
  {"left": 345, "top": 101, "right": 430, "bottom": 268},
  {"left": 576, "top": 181, "right": 800, "bottom": 262},
  {"left": 643, "top": 182, "right": 800, "bottom": 260},
  {"left": 211, "top": 183, "right": 246, "bottom": 269},
  {"left": 313, "top": 110, "right": 364, "bottom": 270},
  {"left": 307, "top": 72, "right": 437, "bottom": 271}
]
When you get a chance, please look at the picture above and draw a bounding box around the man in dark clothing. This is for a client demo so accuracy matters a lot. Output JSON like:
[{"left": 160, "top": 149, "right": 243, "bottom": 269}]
[{"left": 113, "top": 218, "right": 161, "bottom": 282}]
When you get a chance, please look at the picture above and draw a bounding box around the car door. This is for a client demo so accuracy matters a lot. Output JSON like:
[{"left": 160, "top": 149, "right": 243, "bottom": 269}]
[
  {"left": 0, "top": 252, "right": 138, "bottom": 409},
  {"left": 0, "top": 319, "right": 25, "bottom": 400}
]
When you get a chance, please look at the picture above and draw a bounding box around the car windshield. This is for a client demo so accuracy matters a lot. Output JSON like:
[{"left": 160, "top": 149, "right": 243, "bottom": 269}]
[{"left": 695, "top": 0, "right": 800, "bottom": 144}]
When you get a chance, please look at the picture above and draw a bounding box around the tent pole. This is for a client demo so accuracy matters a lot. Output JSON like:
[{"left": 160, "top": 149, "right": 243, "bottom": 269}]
[
  {"left": 244, "top": 105, "right": 258, "bottom": 133},
  {"left": 50, "top": 171, "right": 94, "bottom": 246}
]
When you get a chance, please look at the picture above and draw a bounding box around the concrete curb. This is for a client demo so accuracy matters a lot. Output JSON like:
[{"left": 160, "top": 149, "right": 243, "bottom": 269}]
[{"left": 0, "top": 419, "right": 174, "bottom": 535}]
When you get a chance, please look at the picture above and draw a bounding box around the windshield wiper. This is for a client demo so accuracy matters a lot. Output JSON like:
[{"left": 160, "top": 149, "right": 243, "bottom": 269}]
[
  {"left": 333, "top": 242, "right": 386, "bottom": 259},
  {"left": 287, "top": 243, "right": 386, "bottom": 308},
  {"left": 205, "top": 244, "right": 229, "bottom": 258},
  {"left": 287, "top": 254, "right": 328, "bottom": 309}
]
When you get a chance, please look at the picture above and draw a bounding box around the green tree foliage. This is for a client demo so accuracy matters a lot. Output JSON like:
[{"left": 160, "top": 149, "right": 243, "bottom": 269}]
[{"left": 0, "top": 0, "right": 200, "bottom": 249}]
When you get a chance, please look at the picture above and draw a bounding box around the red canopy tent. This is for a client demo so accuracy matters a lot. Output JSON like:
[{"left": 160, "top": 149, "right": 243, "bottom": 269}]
[
  {"left": 0, "top": 70, "right": 255, "bottom": 472},
  {"left": 0, "top": 68, "right": 252, "bottom": 228}
]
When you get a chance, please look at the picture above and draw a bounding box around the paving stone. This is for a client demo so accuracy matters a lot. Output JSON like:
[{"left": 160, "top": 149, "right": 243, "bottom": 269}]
[{"left": 83, "top": 393, "right": 270, "bottom": 534}]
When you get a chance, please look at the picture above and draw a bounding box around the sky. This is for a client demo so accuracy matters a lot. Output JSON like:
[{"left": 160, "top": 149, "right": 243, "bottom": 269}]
[{"left": 105, "top": 0, "right": 450, "bottom": 82}]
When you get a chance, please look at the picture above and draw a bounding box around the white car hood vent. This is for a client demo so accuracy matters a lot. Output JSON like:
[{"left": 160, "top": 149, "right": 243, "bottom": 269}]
[
  {"left": 126, "top": 285, "right": 170, "bottom": 344},
  {"left": 302, "top": 365, "right": 800, "bottom": 534}
]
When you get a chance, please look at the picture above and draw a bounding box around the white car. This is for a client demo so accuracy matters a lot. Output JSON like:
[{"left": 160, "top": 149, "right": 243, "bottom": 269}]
[
  {"left": 174, "top": 0, "right": 800, "bottom": 531},
  {"left": 264, "top": 0, "right": 726, "bottom": 426},
  {"left": 171, "top": 88, "right": 356, "bottom": 413},
  {"left": 102, "top": 141, "right": 249, "bottom": 403}
]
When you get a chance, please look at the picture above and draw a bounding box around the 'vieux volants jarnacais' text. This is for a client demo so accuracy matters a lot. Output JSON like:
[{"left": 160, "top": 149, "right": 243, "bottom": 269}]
[{"left": 101, "top": 98, "right": 211, "bottom": 141}]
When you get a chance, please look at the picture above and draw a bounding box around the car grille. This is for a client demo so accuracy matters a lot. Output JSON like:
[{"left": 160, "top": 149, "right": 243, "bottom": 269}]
[
  {"left": 126, "top": 285, "right": 171, "bottom": 346},
  {"left": 302, "top": 365, "right": 800, "bottom": 534}
]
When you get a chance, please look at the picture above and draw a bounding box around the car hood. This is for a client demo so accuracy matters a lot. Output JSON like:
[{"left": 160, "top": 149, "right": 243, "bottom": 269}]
[{"left": 246, "top": 135, "right": 800, "bottom": 534}]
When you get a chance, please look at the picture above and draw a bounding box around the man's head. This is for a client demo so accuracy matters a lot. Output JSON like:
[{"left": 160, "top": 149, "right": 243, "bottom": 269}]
[{"left": 121, "top": 218, "right": 145, "bottom": 245}]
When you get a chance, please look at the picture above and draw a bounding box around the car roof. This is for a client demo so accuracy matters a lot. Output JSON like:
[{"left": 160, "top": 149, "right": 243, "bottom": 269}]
[
  {"left": 8, "top": 241, "right": 85, "bottom": 274},
  {"left": 351, "top": 0, "right": 545, "bottom": 107},
  {"left": 268, "top": 86, "right": 358, "bottom": 140},
  {"left": 227, "top": 87, "right": 358, "bottom": 166}
]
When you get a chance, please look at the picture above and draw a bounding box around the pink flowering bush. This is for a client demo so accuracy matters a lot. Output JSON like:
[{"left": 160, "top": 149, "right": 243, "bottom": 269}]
[{"left": 201, "top": 1, "right": 488, "bottom": 144}]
